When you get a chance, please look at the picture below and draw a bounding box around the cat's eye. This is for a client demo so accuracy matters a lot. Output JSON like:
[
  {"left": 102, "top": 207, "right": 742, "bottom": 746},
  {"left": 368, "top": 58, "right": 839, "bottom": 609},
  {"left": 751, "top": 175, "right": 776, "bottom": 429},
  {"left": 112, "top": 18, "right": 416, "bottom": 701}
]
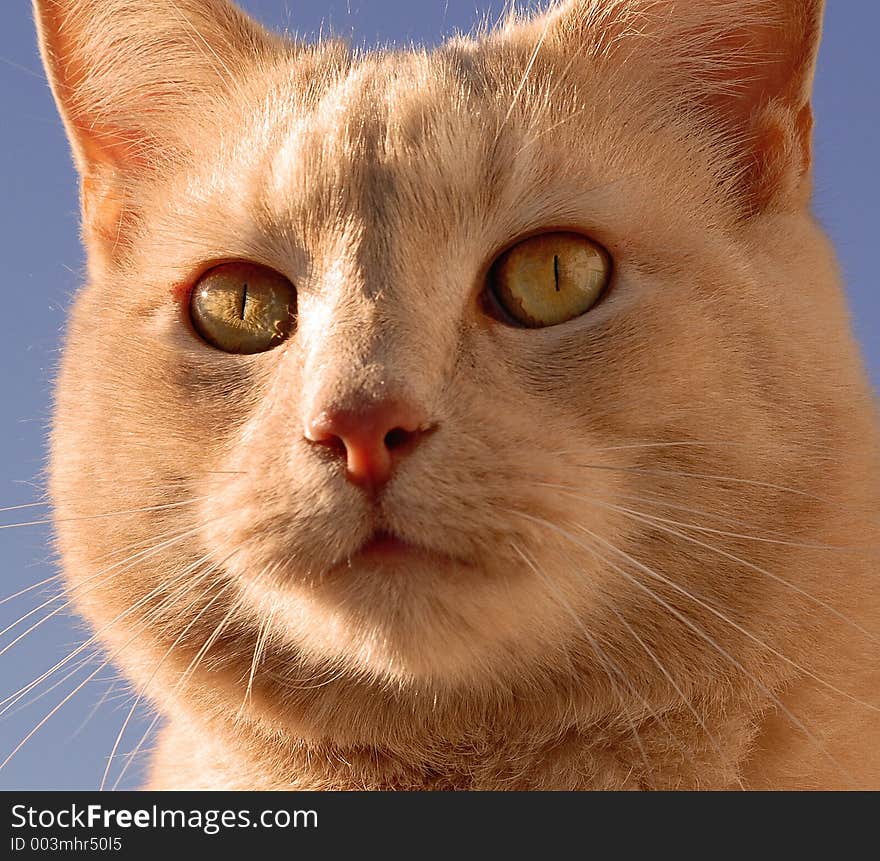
[
  {"left": 486, "top": 232, "right": 611, "bottom": 328},
  {"left": 189, "top": 262, "right": 296, "bottom": 354}
]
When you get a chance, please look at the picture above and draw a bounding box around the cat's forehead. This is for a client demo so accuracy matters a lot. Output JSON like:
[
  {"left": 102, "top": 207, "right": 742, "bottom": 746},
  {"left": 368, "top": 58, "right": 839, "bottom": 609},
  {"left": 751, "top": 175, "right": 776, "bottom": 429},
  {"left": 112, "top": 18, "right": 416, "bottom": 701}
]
[
  {"left": 233, "top": 49, "right": 508, "bottom": 288},
  {"left": 265, "top": 50, "right": 499, "bottom": 212},
  {"left": 153, "top": 35, "right": 720, "bottom": 301},
  {"left": 247, "top": 44, "right": 605, "bottom": 265}
]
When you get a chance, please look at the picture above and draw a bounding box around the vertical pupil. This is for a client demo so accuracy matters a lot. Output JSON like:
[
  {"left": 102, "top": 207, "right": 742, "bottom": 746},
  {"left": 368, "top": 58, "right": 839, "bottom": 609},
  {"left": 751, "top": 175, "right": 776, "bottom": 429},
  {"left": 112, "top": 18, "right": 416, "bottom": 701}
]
[
  {"left": 240, "top": 282, "right": 248, "bottom": 320},
  {"left": 553, "top": 255, "right": 560, "bottom": 292}
]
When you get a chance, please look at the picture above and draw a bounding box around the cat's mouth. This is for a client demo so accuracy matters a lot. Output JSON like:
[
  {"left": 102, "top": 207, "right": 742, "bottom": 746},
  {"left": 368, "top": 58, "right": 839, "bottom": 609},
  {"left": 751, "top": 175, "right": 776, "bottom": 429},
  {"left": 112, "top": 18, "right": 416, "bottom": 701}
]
[
  {"left": 358, "top": 530, "right": 418, "bottom": 559},
  {"left": 331, "top": 529, "right": 467, "bottom": 572}
]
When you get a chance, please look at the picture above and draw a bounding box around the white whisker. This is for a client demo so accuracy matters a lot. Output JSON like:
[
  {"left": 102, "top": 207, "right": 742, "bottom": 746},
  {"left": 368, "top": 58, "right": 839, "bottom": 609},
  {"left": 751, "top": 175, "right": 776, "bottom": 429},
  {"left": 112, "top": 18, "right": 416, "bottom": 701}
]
[{"left": 508, "top": 509, "right": 860, "bottom": 787}]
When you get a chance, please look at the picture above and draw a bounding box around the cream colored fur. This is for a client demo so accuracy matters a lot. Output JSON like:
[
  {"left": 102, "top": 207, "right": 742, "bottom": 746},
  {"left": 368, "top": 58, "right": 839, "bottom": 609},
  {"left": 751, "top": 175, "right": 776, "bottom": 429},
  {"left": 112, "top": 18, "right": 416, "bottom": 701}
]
[{"left": 34, "top": 0, "right": 880, "bottom": 789}]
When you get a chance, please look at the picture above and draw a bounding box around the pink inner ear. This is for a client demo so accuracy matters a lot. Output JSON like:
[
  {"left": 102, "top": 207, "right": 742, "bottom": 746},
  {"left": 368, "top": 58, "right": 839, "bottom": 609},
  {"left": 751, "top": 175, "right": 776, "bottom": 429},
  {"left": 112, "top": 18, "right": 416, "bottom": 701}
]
[
  {"left": 699, "top": 3, "right": 823, "bottom": 213},
  {"left": 79, "top": 169, "right": 144, "bottom": 268},
  {"left": 35, "top": 0, "right": 279, "bottom": 178},
  {"left": 73, "top": 122, "right": 153, "bottom": 172},
  {"left": 544, "top": 0, "right": 824, "bottom": 214},
  {"left": 38, "top": 6, "right": 150, "bottom": 173}
]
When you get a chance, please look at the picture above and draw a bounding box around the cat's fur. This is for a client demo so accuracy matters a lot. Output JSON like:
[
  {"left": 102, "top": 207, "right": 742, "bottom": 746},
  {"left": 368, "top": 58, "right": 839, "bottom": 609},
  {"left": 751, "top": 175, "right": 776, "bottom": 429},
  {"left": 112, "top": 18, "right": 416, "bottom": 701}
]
[{"left": 34, "top": 0, "right": 879, "bottom": 789}]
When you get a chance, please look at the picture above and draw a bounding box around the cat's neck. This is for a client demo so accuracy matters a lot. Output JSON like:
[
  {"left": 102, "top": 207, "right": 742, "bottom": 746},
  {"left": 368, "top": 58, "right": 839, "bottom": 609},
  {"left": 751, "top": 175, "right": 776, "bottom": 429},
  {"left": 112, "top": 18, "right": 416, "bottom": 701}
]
[{"left": 147, "top": 702, "right": 747, "bottom": 790}]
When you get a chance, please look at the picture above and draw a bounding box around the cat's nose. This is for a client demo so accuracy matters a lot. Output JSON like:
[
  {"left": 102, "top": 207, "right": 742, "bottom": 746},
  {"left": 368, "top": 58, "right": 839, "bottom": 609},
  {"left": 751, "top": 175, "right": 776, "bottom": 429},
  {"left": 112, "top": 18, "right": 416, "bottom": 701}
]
[{"left": 304, "top": 397, "right": 433, "bottom": 490}]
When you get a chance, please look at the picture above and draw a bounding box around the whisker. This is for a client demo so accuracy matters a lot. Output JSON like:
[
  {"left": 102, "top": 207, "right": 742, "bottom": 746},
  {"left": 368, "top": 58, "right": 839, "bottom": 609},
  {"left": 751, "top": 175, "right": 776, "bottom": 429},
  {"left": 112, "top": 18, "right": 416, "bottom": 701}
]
[
  {"left": 72, "top": 678, "right": 123, "bottom": 742},
  {"left": 576, "top": 524, "right": 861, "bottom": 785},
  {"left": 0, "top": 496, "right": 208, "bottom": 532},
  {"left": 586, "top": 439, "right": 845, "bottom": 455},
  {"left": 101, "top": 565, "right": 238, "bottom": 791},
  {"left": 514, "top": 103, "right": 590, "bottom": 158},
  {"left": 112, "top": 714, "right": 163, "bottom": 790},
  {"left": 1, "top": 551, "right": 231, "bottom": 777},
  {"left": 86, "top": 512, "right": 225, "bottom": 568},
  {"left": 2, "top": 649, "right": 101, "bottom": 719},
  {"left": 541, "top": 484, "right": 880, "bottom": 644},
  {"left": 493, "top": 10, "right": 553, "bottom": 146},
  {"left": 595, "top": 504, "right": 880, "bottom": 708},
  {"left": 557, "top": 485, "right": 880, "bottom": 653},
  {"left": 275, "top": 660, "right": 356, "bottom": 692},
  {"left": 508, "top": 509, "right": 860, "bottom": 787},
  {"left": 238, "top": 578, "right": 280, "bottom": 719},
  {"left": 607, "top": 488, "right": 876, "bottom": 553},
  {"left": 609, "top": 499, "right": 880, "bottom": 644},
  {"left": 0, "top": 55, "right": 45, "bottom": 79},
  {"left": 606, "top": 604, "right": 746, "bottom": 789},
  {"left": 0, "top": 574, "right": 63, "bottom": 608},
  {"left": 0, "top": 517, "right": 219, "bottom": 657},
  {"left": 110, "top": 585, "right": 245, "bottom": 791},
  {"left": 512, "top": 542, "right": 661, "bottom": 789},
  {"left": 565, "top": 462, "right": 880, "bottom": 528},
  {"left": 0, "top": 527, "right": 228, "bottom": 714},
  {"left": 0, "top": 501, "right": 49, "bottom": 514},
  {"left": 0, "top": 662, "right": 115, "bottom": 773}
]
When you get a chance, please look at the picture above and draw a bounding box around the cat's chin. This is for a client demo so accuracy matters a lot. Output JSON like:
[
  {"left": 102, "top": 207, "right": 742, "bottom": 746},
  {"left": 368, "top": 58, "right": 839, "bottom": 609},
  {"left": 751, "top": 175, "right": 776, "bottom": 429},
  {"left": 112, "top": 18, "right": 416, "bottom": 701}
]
[{"left": 215, "top": 531, "right": 594, "bottom": 691}]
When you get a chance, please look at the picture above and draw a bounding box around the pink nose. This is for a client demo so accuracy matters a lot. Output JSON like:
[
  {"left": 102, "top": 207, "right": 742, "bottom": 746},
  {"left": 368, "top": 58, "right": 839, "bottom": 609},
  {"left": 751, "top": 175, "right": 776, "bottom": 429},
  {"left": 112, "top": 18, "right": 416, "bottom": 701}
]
[{"left": 304, "top": 398, "right": 432, "bottom": 490}]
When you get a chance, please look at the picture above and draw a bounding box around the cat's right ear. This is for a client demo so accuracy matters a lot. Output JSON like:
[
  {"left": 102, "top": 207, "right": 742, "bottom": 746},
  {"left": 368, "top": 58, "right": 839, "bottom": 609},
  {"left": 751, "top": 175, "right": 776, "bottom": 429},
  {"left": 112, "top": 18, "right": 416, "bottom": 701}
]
[
  {"left": 531, "top": 0, "right": 824, "bottom": 217},
  {"left": 33, "top": 0, "right": 278, "bottom": 256}
]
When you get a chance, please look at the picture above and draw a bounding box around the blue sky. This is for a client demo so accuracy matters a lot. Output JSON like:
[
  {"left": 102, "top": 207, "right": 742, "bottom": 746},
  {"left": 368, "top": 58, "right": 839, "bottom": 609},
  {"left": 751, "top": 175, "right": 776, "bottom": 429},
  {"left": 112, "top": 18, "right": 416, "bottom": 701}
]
[{"left": 0, "top": 1, "right": 877, "bottom": 790}]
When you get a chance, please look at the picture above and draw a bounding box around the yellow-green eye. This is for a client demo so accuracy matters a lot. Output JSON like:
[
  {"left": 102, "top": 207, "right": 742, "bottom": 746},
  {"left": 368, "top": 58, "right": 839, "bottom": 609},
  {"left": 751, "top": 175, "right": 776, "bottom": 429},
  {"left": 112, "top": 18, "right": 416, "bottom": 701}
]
[
  {"left": 487, "top": 232, "right": 611, "bottom": 328},
  {"left": 190, "top": 262, "right": 296, "bottom": 354}
]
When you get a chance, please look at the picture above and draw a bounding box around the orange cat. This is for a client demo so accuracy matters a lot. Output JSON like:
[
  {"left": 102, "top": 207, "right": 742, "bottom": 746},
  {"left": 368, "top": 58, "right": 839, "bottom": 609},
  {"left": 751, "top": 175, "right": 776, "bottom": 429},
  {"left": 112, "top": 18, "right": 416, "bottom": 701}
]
[{"left": 34, "top": 0, "right": 879, "bottom": 789}]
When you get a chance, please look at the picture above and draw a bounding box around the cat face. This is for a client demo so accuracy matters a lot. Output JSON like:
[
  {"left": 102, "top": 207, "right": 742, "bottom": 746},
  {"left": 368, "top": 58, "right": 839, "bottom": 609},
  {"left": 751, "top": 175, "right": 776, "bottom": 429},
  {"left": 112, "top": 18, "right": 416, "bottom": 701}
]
[{"left": 38, "top": 0, "right": 877, "bottom": 739}]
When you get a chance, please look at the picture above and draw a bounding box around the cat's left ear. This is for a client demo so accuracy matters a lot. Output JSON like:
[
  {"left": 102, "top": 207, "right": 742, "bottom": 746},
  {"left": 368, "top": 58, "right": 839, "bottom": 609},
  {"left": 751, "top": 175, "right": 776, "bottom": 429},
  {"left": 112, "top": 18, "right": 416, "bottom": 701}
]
[
  {"left": 544, "top": 0, "right": 824, "bottom": 215},
  {"left": 33, "top": 0, "right": 279, "bottom": 170},
  {"left": 32, "top": 0, "right": 280, "bottom": 259}
]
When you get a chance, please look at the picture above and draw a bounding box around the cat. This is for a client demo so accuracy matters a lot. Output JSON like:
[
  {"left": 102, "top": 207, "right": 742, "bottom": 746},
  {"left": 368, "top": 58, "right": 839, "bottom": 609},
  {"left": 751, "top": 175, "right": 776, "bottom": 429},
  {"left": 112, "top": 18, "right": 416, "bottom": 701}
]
[{"left": 33, "top": 0, "right": 879, "bottom": 789}]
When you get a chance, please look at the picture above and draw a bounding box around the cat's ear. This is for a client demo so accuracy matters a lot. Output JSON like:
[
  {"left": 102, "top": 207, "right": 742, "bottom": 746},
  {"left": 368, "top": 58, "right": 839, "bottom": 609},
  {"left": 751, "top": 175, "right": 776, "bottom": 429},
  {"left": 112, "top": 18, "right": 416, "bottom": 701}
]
[
  {"left": 33, "top": 0, "right": 278, "bottom": 254},
  {"left": 547, "top": 0, "right": 824, "bottom": 215},
  {"left": 33, "top": 0, "right": 277, "bottom": 170}
]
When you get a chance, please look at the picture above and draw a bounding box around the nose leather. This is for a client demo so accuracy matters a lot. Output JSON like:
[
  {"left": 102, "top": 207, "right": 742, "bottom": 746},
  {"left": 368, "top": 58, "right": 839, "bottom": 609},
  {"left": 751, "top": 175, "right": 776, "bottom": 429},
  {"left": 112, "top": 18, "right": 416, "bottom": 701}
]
[{"left": 304, "top": 397, "right": 431, "bottom": 489}]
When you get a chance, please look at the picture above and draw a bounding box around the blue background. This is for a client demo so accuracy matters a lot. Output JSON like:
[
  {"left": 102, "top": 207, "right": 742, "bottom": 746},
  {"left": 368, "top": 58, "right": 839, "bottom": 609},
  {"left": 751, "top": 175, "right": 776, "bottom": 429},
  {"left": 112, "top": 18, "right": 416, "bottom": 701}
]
[{"left": 0, "top": 1, "right": 876, "bottom": 790}]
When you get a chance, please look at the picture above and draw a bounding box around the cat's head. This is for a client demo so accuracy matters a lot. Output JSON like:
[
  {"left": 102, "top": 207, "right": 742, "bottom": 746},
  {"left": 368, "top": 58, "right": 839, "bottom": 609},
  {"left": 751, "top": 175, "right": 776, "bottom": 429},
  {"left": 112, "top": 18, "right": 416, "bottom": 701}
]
[{"left": 37, "top": 0, "right": 875, "bottom": 743}]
